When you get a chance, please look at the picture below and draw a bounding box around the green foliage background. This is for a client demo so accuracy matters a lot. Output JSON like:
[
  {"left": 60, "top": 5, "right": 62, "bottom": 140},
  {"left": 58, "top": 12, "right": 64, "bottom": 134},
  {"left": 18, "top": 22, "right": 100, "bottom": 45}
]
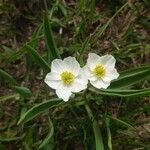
[{"left": 0, "top": 0, "right": 150, "bottom": 149}]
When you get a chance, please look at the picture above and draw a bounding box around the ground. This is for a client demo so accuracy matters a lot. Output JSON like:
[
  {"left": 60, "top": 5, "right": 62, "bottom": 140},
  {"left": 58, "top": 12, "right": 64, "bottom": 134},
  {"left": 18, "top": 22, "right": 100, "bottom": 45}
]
[{"left": 0, "top": 0, "right": 150, "bottom": 150}]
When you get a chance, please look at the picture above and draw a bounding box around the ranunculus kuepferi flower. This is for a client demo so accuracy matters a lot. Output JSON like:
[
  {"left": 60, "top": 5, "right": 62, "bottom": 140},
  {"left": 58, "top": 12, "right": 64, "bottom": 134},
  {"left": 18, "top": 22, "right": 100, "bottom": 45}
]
[
  {"left": 44, "top": 57, "right": 88, "bottom": 101},
  {"left": 83, "top": 53, "right": 119, "bottom": 89}
]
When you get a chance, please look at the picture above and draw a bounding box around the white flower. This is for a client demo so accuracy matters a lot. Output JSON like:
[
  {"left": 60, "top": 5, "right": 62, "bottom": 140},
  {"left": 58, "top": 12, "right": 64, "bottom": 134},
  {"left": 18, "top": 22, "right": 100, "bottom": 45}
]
[
  {"left": 83, "top": 53, "right": 119, "bottom": 89},
  {"left": 44, "top": 57, "right": 88, "bottom": 101}
]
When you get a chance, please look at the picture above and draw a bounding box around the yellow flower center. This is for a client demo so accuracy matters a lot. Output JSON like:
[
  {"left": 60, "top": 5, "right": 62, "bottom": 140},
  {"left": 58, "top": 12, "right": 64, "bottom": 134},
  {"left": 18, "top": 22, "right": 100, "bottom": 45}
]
[
  {"left": 60, "top": 71, "right": 75, "bottom": 85},
  {"left": 92, "top": 64, "right": 106, "bottom": 78}
]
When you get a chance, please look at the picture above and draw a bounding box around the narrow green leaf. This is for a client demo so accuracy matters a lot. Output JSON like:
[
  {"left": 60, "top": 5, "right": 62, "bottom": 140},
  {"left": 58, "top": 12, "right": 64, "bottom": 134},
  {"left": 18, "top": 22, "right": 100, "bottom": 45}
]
[
  {"left": 24, "top": 128, "right": 34, "bottom": 148},
  {"left": 91, "top": 2, "right": 128, "bottom": 44},
  {"left": 109, "top": 66, "right": 150, "bottom": 89},
  {"left": 58, "top": 3, "right": 67, "bottom": 17},
  {"left": 0, "top": 69, "right": 17, "bottom": 84},
  {"left": 25, "top": 45, "right": 50, "bottom": 72},
  {"left": 14, "top": 86, "right": 32, "bottom": 98},
  {"left": 117, "top": 65, "right": 150, "bottom": 78},
  {"left": 93, "top": 120, "right": 104, "bottom": 150},
  {"left": 104, "top": 117, "right": 112, "bottom": 150},
  {"left": 85, "top": 105, "right": 104, "bottom": 150},
  {"left": 107, "top": 115, "right": 134, "bottom": 129},
  {"left": 7, "top": 48, "right": 26, "bottom": 63},
  {"left": 90, "top": 88, "right": 150, "bottom": 97},
  {"left": 0, "top": 94, "right": 19, "bottom": 102},
  {"left": 18, "top": 98, "right": 61, "bottom": 124},
  {"left": 30, "top": 23, "right": 43, "bottom": 48},
  {"left": 39, "top": 118, "right": 54, "bottom": 149},
  {"left": 0, "top": 134, "right": 25, "bottom": 142},
  {"left": 79, "top": 37, "right": 91, "bottom": 65},
  {"left": 1, "top": 45, "right": 13, "bottom": 53},
  {"left": 44, "top": 11, "right": 60, "bottom": 61}
]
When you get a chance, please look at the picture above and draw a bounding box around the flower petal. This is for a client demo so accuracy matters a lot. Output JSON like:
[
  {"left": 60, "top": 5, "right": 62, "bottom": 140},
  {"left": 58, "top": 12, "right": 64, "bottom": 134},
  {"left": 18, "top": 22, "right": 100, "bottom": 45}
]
[
  {"left": 82, "top": 65, "right": 97, "bottom": 81},
  {"left": 98, "top": 55, "right": 116, "bottom": 68},
  {"left": 90, "top": 79, "right": 110, "bottom": 89},
  {"left": 82, "top": 65, "right": 92, "bottom": 78},
  {"left": 71, "top": 81, "right": 87, "bottom": 92},
  {"left": 102, "top": 68, "right": 119, "bottom": 82},
  {"left": 56, "top": 83, "right": 72, "bottom": 101},
  {"left": 44, "top": 79, "right": 61, "bottom": 89},
  {"left": 63, "top": 57, "right": 80, "bottom": 76},
  {"left": 45, "top": 72, "right": 60, "bottom": 81},
  {"left": 71, "top": 71, "right": 88, "bottom": 92},
  {"left": 51, "top": 59, "right": 65, "bottom": 73},
  {"left": 87, "top": 53, "right": 101, "bottom": 69}
]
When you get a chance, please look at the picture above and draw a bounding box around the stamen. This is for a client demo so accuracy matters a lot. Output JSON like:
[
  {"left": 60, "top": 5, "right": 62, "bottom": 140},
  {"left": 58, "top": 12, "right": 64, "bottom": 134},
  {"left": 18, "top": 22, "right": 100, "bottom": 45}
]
[
  {"left": 61, "top": 71, "right": 75, "bottom": 85},
  {"left": 92, "top": 64, "right": 106, "bottom": 78}
]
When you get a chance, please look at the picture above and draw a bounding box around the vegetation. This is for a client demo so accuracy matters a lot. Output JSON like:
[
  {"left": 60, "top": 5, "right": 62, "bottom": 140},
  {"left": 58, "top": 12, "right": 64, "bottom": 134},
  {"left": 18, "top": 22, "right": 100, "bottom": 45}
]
[{"left": 0, "top": 0, "right": 150, "bottom": 149}]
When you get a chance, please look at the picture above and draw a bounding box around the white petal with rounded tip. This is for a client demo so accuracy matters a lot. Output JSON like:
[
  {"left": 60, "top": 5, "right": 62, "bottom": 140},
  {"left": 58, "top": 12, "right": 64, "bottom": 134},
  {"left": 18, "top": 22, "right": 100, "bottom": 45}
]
[
  {"left": 90, "top": 79, "right": 110, "bottom": 89},
  {"left": 71, "top": 80, "right": 87, "bottom": 92},
  {"left": 45, "top": 80, "right": 61, "bottom": 89},
  {"left": 89, "top": 76, "right": 97, "bottom": 81},
  {"left": 78, "top": 69, "right": 88, "bottom": 84},
  {"left": 102, "top": 68, "right": 119, "bottom": 82},
  {"left": 56, "top": 83, "right": 72, "bottom": 101},
  {"left": 82, "top": 66, "right": 97, "bottom": 81},
  {"left": 71, "top": 72, "right": 88, "bottom": 92},
  {"left": 82, "top": 65, "right": 92, "bottom": 78},
  {"left": 63, "top": 57, "right": 80, "bottom": 76},
  {"left": 45, "top": 72, "right": 60, "bottom": 81},
  {"left": 98, "top": 55, "right": 116, "bottom": 68},
  {"left": 87, "top": 53, "right": 101, "bottom": 69},
  {"left": 51, "top": 59, "right": 65, "bottom": 73}
]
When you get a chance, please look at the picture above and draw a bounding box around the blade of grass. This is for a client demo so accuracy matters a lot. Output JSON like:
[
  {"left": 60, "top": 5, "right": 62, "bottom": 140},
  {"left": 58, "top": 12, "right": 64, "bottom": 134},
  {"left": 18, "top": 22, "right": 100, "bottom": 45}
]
[
  {"left": 79, "top": 37, "right": 91, "bottom": 65},
  {"left": 6, "top": 36, "right": 43, "bottom": 63},
  {"left": 109, "top": 66, "right": 150, "bottom": 89},
  {"left": 0, "top": 69, "right": 17, "bottom": 84},
  {"left": 18, "top": 98, "right": 61, "bottom": 124},
  {"left": 14, "top": 86, "right": 32, "bottom": 98},
  {"left": 25, "top": 45, "right": 50, "bottom": 72},
  {"left": 91, "top": 2, "right": 128, "bottom": 44},
  {"left": 107, "top": 115, "right": 134, "bottom": 129},
  {"left": 0, "top": 134, "right": 25, "bottom": 142},
  {"left": 89, "top": 88, "right": 150, "bottom": 97},
  {"left": 44, "top": 9, "right": 60, "bottom": 62},
  {"left": 85, "top": 104, "right": 104, "bottom": 150},
  {"left": 0, "top": 94, "right": 19, "bottom": 102},
  {"left": 104, "top": 116, "right": 112, "bottom": 150},
  {"left": 30, "top": 23, "right": 43, "bottom": 48},
  {"left": 39, "top": 118, "right": 54, "bottom": 149}
]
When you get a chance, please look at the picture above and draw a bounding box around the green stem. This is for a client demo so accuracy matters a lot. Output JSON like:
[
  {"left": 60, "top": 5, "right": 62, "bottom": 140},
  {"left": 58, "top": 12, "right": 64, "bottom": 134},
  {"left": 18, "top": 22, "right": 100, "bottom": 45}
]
[
  {"left": 84, "top": 91, "right": 104, "bottom": 150},
  {"left": 44, "top": 0, "right": 48, "bottom": 12},
  {"left": 84, "top": 104, "right": 93, "bottom": 119},
  {"left": 0, "top": 94, "right": 20, "bottom": 102}
]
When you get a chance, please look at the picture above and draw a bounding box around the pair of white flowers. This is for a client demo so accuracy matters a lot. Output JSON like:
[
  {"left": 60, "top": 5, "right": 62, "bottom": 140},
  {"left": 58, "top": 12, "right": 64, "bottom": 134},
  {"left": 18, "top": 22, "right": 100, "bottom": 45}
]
[{"left": 45, "top": 53, "right": 119, "bottom": 101}]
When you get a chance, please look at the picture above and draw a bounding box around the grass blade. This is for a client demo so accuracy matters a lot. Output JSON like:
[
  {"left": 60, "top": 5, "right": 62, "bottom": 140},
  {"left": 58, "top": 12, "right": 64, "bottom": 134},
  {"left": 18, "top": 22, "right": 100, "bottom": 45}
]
[
  {"left": 18, "top": 98, "right": 61, "bottom": 124},
  {"left": 89, "top": 88, "right": 150, "bottom": 97},
  {"left": 25, "top": 45, "right": 50, "bottom": 72},
  {"left": 30, "top": 23, "right": 43, "bottom": 48},
  {"left": 0, "top": 134, "right": 25, "bottom": 142},
  {"left": 104, "top": 117, "right": 112, "bottom": 150},
  {"left": 109, "top": 66, "right": 150, "bottom": 89},
  {"left": 0, "top": 94, "right": 19, "bottom": 102},
  {"left": 91, "top": 2, "right": 128, "bottom": 44},
  {"left": 107, "top": 115, "right": 134, "bottom": 129},
  {"left": 85, "top": 104, "right": 104, "bottom": 150},
  {"left": 0, "top": 69, "right": 17, "bottom": 84},
  {"left": 44, "top": 11, "right": 60, "bottom": 61},
  {"left": 93, "top": 120, "right": 104, "bottom": 150},
  {"left": 39, "top": 118, "right": 54, "bottom": 149},
  {"left": 14, "top": 86, "right": 32, "bottom": 98}
]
